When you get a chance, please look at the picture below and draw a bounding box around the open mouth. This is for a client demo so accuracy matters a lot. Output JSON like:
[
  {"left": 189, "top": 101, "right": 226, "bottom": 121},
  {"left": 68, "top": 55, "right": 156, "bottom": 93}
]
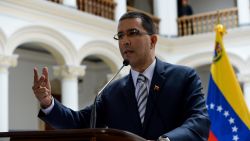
[
  {"left": 124, "top": 50, "right": 133, "bottom": 55},
  {"left": 124, "top": 52, "right": 131, "bottom": 57}
]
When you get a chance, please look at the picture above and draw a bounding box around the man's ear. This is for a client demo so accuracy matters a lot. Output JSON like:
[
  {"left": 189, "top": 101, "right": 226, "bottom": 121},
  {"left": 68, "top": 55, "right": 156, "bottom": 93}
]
[{"left": 150, "top": 34, "right": 157, "bottom": 48}]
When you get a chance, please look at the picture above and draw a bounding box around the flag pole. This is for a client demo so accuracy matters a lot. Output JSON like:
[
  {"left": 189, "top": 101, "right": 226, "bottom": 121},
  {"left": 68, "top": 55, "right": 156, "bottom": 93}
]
[{"left": 216, "top": 11, "right": 220, "bottom": 25}]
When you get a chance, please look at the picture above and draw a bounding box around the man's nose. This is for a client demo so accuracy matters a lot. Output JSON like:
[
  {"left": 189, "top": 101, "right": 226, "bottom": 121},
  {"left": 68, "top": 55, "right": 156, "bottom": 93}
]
[
  {"left": 120, "top": 41, "right": 131, "bottom": 49},
  {"left": 120, "top": 36, "right": 131, "bottom": 48}
]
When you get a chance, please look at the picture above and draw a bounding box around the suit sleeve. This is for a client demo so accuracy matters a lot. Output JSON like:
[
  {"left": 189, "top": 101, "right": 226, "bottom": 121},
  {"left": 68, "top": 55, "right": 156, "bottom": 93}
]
[
  {"left": 38, "top": 96, "right": 105, "bottom": 129},
  {"left": 164, "top": 69, "right": 210, "bottom": 141}
]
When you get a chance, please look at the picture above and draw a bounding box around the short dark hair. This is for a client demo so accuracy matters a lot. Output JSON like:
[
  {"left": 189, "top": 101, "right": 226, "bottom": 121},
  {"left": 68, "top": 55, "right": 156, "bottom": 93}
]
[{"left": 119, "top": 11, "right": 156, "bottom": 34}]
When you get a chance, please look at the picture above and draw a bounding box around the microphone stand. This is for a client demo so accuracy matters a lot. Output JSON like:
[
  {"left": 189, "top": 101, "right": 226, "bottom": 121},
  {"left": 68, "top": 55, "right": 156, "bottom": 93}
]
[{"left": 90, "top": 60, "right": 129, "bottom": 128}]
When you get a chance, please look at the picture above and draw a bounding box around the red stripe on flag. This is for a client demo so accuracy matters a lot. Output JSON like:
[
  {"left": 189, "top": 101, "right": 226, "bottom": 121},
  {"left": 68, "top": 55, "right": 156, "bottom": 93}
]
[{"left": 208, "top": 130, "right": 218, "bottom": 141}]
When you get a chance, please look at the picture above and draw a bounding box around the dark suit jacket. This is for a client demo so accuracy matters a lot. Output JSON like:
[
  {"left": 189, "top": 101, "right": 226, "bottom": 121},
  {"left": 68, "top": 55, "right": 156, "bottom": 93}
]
[{"left": 39, "top": 58, "right": 210, "bottom": 141}]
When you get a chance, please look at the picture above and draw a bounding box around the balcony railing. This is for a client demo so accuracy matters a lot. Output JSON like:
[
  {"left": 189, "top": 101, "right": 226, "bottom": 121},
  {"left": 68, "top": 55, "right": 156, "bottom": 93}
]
[
  {"left": 47, "top": 0, "right": 63, "bottom": 4},
  {"left": 47, "top": 1, "right": 239, "bottom": 37},
  {"left": 127, "top": 6, "right": 160, "bottom": 33},
  {"left": 177, "top": 7, "right": 238, "bottom": 36},
  {"left": 47, "top": 0, "right": 159, "bottom": 26},
  {"left": 77, "top": 0, "right": 116, "bottom": 20}
]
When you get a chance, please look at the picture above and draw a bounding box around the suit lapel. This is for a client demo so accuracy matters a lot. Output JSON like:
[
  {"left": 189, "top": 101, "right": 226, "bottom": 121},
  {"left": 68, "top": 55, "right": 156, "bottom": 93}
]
[
  {"left": 143, "top": 59, "right": 167, "bottom": 131},
  {"left": 122, "top": 73, "right": 142, "bottom": 128}
]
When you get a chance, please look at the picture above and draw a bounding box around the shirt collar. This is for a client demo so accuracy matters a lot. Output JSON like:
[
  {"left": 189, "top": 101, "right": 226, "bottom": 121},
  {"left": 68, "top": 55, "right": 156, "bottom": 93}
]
[{"left": 131, "top": 59, "right": 156, "bottom": 87}]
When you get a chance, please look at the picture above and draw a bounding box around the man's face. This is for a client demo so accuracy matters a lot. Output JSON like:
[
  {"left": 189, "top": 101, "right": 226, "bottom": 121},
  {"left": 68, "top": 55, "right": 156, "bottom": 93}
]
[{"left": 117, "top": 18, "right": 156, "bottom": 71}]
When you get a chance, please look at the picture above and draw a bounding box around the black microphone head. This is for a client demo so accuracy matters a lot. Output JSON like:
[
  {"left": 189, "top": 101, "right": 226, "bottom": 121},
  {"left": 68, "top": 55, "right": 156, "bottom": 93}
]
[{"left": 123, "top": 60, "right": 129, "bottom": 66}]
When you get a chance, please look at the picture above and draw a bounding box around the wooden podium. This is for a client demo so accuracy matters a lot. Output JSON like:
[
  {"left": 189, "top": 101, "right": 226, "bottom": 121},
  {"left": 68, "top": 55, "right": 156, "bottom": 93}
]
[{"left": 0, "top": 128, "right": 146, "bottom": 141}]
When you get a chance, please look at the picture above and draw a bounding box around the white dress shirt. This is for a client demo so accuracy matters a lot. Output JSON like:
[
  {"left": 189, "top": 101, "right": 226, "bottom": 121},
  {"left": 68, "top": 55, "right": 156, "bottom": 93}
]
[{"left": 131, "top": 59, "right": 156, "bottom": 98}]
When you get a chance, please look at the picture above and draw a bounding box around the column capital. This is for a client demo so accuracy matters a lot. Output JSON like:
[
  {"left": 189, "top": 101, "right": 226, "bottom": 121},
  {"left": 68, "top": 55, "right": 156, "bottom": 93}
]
[
  {"left": 237, "top": 73, "right": 250, "bottom": 83},
  {"left": 53, "top": 65, "right": 86, "bottom": 79},
  {"left": 0, "top": 54, "right": 18, "bottom": 72}
]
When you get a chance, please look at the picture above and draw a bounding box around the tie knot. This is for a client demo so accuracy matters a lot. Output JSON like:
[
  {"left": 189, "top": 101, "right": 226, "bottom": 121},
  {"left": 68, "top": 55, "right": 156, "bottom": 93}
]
[{"left": 137, "top": 74, "right": 147, "bottom": 83}]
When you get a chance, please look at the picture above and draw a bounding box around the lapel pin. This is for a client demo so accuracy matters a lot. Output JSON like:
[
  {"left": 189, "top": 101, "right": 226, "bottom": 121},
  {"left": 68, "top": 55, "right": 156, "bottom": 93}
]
[{"left": 154, "top": 85, "right": 160, "bottom": 92}]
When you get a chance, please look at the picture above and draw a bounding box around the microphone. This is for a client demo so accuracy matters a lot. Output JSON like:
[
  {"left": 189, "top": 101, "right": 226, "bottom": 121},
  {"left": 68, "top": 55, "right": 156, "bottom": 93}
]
[{"left": 90, "top": 60, "right": 129, "bottom": 128}]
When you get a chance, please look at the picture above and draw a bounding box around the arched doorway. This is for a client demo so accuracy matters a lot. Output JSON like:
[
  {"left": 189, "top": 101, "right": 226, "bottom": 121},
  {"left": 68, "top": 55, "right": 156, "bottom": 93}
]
[{"left": 9, "top": 43, "right": 60, "bottom": 130}]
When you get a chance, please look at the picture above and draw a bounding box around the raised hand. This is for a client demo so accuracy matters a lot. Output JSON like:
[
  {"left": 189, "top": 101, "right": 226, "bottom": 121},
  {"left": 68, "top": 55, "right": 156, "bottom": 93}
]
[{"left": 32, "top": 67, "right": 52, "bottom": 108}]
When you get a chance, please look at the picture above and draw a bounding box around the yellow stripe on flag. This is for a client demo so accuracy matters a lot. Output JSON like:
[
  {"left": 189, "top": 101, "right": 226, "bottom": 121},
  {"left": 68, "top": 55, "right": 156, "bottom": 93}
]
[{"left": 210, "top": 24, "right": 250, "bottom": 129}]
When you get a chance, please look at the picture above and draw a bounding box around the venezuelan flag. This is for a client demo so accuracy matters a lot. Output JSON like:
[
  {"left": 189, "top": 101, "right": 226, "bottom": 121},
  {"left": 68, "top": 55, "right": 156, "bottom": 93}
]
[{"left": 207, "top": 24, "right": 250, "bottom": 141}]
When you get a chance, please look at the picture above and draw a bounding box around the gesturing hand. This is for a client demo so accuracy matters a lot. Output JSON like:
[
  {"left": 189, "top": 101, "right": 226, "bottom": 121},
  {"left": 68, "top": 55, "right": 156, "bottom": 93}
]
[{"left": 32, "top": 67, "right": 52, "bottom": 108}]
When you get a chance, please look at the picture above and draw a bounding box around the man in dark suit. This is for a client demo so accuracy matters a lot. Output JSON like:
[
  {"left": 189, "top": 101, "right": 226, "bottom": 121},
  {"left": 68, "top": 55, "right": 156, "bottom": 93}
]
[{"left": 33, "top": 12, "right": 210, "bottom": 141}]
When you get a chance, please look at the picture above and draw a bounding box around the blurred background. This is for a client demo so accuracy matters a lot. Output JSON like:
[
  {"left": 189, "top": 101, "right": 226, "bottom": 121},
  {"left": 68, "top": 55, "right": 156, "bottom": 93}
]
[{"left": 0, "top": 0, "right": 249, "bottom": 131}]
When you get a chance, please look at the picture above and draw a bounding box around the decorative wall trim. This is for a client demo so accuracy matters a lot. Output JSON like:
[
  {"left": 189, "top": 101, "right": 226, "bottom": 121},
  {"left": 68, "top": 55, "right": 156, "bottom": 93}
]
[
  {"left": 53, "top": 65, "right": 86, "bottom": 79},
  {"left": 0, "top": 54, "right": 18, "bottom": 68}
]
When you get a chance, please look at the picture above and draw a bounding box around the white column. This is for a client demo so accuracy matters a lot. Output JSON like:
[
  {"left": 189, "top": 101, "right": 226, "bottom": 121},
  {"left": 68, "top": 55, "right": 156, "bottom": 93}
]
[
  {"left": 237, "top": 0, "right": 250, "bottom": 26},
  {"left": 154, "top": 0, "right": 178, "bottom": 37},
  {"left": 0, "top": 67, "right": 8, "bottom": 132},
  {"left": 0, "top": 55, "right": 18, "bottom": 132},
  {"left": 61, "top": 77, "right": 78, "bottom": 110},
  {"left": 53, "top": 65, "right": 86, "bottom": 111},
  {"left": 114, "top": 0, "right": 127, "bottom": 21},
  {"left": 63, "top": 0, "right": 77, "bottom": 8},
  {"left": 238, "top": 73, "right": 250, "bottom": 111}
]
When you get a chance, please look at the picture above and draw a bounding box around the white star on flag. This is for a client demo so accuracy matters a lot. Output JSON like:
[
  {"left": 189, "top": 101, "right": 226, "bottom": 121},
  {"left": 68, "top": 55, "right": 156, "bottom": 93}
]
[
  {"left": 217, "top": 105, "right": 223, "bottom": 112},
  {"left": 229, "top": 117, "right": 235, "bottom": 124},
  {"left": 210, "top": 103, "right": 215, "bottom": 109},
  {"left": 233, "top": 135, "right": 239, "bottom": 141},
  {"left": 224, "top": 111, "right": 229, "bottom": 117},
  {"left": 232, "top": 126, "right": 238, "bottom": 132}
]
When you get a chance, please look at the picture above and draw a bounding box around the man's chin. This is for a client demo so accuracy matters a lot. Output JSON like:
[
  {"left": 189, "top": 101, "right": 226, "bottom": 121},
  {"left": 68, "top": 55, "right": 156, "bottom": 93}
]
[{"left": 122, "top": 56, "right": 129, "bottom": 61}]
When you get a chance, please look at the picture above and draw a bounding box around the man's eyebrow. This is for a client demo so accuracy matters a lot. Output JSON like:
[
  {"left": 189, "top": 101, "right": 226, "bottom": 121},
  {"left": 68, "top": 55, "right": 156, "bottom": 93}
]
[
  {"left": 127, "top": 28, "right": 137, "bottom": 31},
  {"left": 117, "top": 28, "right": 137, "bottom": 34}
]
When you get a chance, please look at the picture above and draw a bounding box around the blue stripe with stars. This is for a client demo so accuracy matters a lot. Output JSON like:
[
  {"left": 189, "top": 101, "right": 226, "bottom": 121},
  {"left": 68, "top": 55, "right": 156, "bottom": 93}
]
[{"left": 207, "top": 75, "right": 250, "bottom": 141}]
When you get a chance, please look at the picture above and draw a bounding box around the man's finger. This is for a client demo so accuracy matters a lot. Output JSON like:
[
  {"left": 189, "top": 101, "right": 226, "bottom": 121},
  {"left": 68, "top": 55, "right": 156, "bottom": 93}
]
[
  {"left": 33, "top": 67, "right": 39, "bottom": 83},
  {"left": 36, "top": 75, "right": 45, "bottom": 88},
  {"left": 35, "top": 87, "right": 48, "bottom": 94},
  {"left": 33, "top": 67, "right": 44, "bottom": 89},
  {"left": 42, "top": 67, "right": 49, "bottom": 82},
  {"left": 42, "top": 67, "right": 51, "bottom": 90},
  {"left": 34, "top": 87, "right": 50, "bottom": 98},
  {"left": 35, "top": 92, "right": 49, "bottom": 100}
]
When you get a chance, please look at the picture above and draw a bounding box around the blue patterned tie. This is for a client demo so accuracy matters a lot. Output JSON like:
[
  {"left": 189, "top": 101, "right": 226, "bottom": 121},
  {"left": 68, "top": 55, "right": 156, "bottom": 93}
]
[{"left": 136, "top": 74, "right": 148, "bottom": 124}]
